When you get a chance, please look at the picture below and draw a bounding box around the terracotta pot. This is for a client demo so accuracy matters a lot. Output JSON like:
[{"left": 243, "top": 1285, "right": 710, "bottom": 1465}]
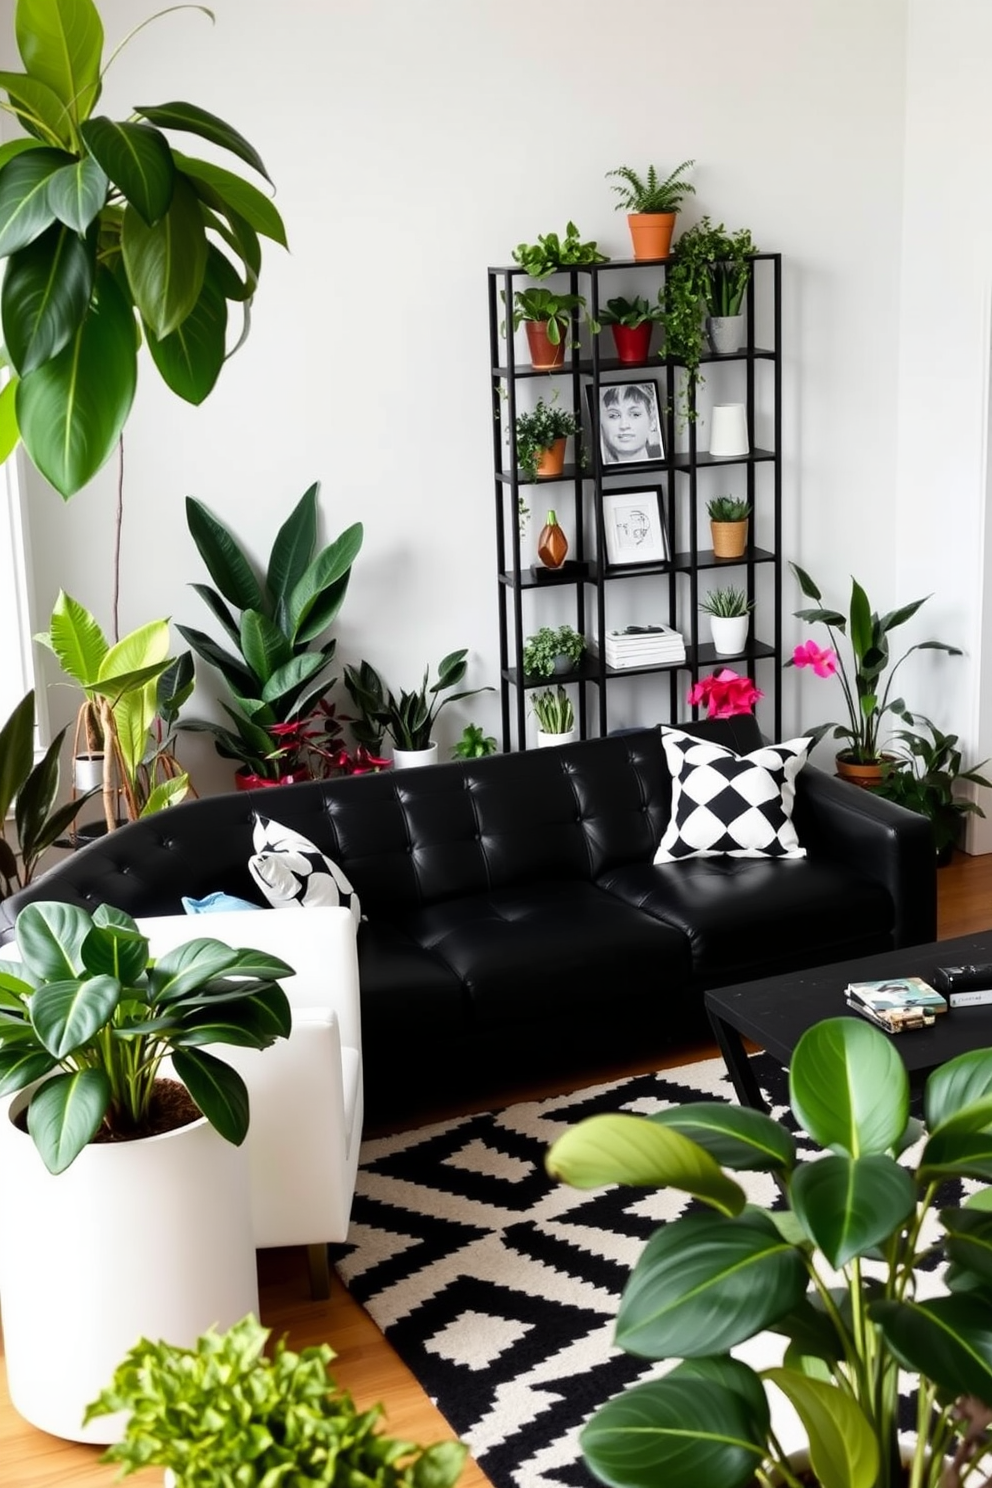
[
  {"left": 710, "top": 518, "right": 749, "bottom": 559},
  {"left": 235, "top": 767, "right": 310, "bottom": 791},
  {"left": 626, "top": 212, "right": 676, "bottom": 261},
  {"left": 610, "top": 322, "right": 654, "bottom": 364},
  {"left": 524, "top": 320, "right": 566, "bottom": 369},
  {"left": 536, "top": 439, "right": 566, "bottom": 480},
  {"left": 835, "top": 752, "right": 887, "bottom": 789}
]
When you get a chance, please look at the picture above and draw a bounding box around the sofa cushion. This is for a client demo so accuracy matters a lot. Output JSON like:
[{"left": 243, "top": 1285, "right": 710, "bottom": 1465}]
[
  {"left": 249, "top": 815, "right": 361, "bottom": 922},
  {"left": 388, "top": 881, "right": 692, "bottom": 1029},
  {"left": 599, "top": 857, "right": 894, "bottom": 981},
  {"left": 655, "top": 728, "right": 810, "bottom": 861}
]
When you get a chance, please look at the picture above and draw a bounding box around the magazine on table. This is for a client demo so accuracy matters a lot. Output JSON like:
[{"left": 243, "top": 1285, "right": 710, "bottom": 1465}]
[{"left": 845, "top": 975, "right": 946, "bottom": 1033}]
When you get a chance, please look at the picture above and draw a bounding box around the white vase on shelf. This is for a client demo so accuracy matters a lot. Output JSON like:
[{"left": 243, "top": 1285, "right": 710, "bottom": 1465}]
[
  {"left": 536, "top": 728, "right": 578, "bottom": 749},
  {"left": 392, "top": 742, "right": 439, "bottom": 770},
  {"left": 710, "top": 614, "right": 750, "bottom": 656},
  {"left": 708, "top": 403, "right": 750, "bottom": 458}
]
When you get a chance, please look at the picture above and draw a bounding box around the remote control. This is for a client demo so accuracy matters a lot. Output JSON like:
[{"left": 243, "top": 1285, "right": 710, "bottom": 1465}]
[{"left": 934, "top": 963, "right": 992, "bottom": 995}]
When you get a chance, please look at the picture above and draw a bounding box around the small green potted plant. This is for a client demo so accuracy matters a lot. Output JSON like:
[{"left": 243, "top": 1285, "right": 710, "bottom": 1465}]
[
  {"left": 531, "top": 684, "right": 576, "bottom": 746},
  {"left": 511, "top": 220, "right": 608, "bottom": 278},
  {"left": 706, "top": 495, "right": 752, "bottom": 559},
  {"left": 522, "top": 624, "right": 586, "bottom": 679},
  {"left": 547, "top": 1014, "right": 992, "bottom": 1488},
  {"left": 663, "top": 217, "right": 758, "bottom": 413},
  {"left": 85, "top": 1313, "right": 468, "bottom": 1487},
  {"left": 606, "top": 159, "right": 696, "bottom": 260},
  {"left": 788, "top": 561, "right": 963, "bottom": 783},
  {"left": 869, "top": 713, "right": 990, "bottom": 862},
  {"left": 599, "top": 294, "right": 666, "bottom": 364},
  {"left": 515, "top": 397, "right": 581, "bottom": 480},
  {"left": 346, "top": 652, "right": 493, "bottom": 767},
  {"left": 700, "top": 584, "right": 754, "bottom": 656},
  {"left": 510, "top": 286, "right": 594, "bottom": 368},
  {"left": 451, "top": 723, "right": 498, "bottom": 759}
]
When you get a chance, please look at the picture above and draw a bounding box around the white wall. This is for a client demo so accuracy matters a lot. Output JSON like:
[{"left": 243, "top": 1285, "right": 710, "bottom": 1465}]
[{"left": 4, "top": 0, "right": 935, "bottom": 792}]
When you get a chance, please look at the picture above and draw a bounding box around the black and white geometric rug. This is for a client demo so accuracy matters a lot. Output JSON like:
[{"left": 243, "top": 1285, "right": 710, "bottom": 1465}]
[{"left": 331, "top": 1053, "right": 799, "bottom": 1488}]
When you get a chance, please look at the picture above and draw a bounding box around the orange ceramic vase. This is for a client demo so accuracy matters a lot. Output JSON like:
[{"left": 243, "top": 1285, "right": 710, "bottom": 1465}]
[{"left": 537, "top": 509, "right": 568, "bottom": 568}]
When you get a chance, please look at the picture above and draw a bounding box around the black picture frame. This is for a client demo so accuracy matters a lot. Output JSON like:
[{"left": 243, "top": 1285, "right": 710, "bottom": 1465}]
[
  {"left": 601, "top": 487, "right": 669, "bottom": 568},
  {"left": 587, "top": 379, "right": 665, "bottom": 466}
]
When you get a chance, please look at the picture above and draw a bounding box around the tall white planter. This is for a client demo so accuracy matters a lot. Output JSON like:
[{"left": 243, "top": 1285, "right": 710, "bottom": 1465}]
[
  {"left": 0, "top": 1092, "right": 258, "bottom": 1444},
  {"left": 392, "top": 742, "right": 438, "bottom": 769}
]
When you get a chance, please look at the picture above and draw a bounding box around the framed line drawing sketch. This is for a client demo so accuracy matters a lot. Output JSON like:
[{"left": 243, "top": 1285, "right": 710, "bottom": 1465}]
[
  {"left": 587, "top": 379, "right": 664, "bottom": 465},
  {"left": 601, "top": 488, "right": 669, "bottom": 567}
]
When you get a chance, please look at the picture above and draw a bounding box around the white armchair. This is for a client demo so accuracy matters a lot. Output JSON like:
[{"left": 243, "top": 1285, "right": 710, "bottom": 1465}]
[{"left": 136, "top": 906, "right": 364, "bottom": 1298}]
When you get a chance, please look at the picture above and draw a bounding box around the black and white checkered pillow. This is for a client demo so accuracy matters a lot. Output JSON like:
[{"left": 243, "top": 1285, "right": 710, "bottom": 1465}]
[
  {"left": 248, "top": 815, "right": 362, "bottom": 923},
  {"left": 654, "top": 727, "right": 810, "bottom": 861}
]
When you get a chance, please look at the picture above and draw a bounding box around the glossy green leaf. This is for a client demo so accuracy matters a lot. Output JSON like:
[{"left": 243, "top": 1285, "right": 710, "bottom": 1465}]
[
  {"left": 14, "top": 722, "right": 66, "bottom": 861},
  {"left": 1, "top": 220, "right": 94, "bottom": 373},
  {"left": 0, "top": 1045, "right": 58, "bottom": 1097},
  {"left": 0, "top": 138, "right": 48, "bottom": 170},
  {"left": 926, "top": 1047, "right": 992, "bottom": 1130},
  {"left": 200, "top": 199, "right": 260, "bottom": 291},
  {"left": 288, "top": 522, "right": 364, "bottom": 641},
  {"left": 136, "top": 100, "right": 272, "bottom": 184},
  {"left": 260, "top": 652, "right": 328, "bottom": 709},
  {"left": 616, "top": 1210, "right": 807, "bottom": 1359},
  {"left": 139, "top": 774, "right": 189, "bottom": 815},
  {"left": 790, "top": 1017, "right": 908, "bottom": 1156},
  {"left": 79, "top": 117, "right": 173, "bottom": 225},
  {"left": 99, "top": 617, "right": 171, "bottom": 686},
  {"left": 789, "top": 1153, "right": 915, "bottom": 1268},
  {"left": 15, "top": 900, "right": 91, "bottom": 979},
  {"left": 0, "top": 69, "right": 75, "bottom": 146},
  {"left": 16, "top": 265, "right": 136, "bottom": 497},
  {"left": 20, "top": 788, "right": 95, "bottom": 866},
  {"left": 26, "top": 1066, "right": 110, "bottom": 1172},
  {"left": 185, "top": 497, "right": 265, "bottom": 613},
  {"left": 267, "top": 481, "right": 317, "bottom": 624},
  {"left": 920, "top": 1126, "right": 992, "bottom": 1184},
  {"left": 0, "top": 376, "right": 20, "bottom": 462},
  {"left": 42, "top": 587, "right": 108, "bottom": 684},
  {"left": 175, "top": 984, "right": 292, "bottom": 1048},
  {"left": 15, "top": 0, "right": 103, "bottom": 124},
  {"left": 113, "top": 679, "right": 158, "bottom": 784},
  {"left": 175, "top": 621, "right": 255, "bottom": 695},
  {"left": 45, "top": 153, "right": 106, "bottom": 231},
  {"left": 943, "top": 1208, "right": 992, "bottom": 1285},
  {"left": 144, "top": 265, "right": 226, "bottom": 404},
  {"left": 79, "top": 919, "right": 149, "bottom": 985},
  {"left": 203, "top": 233, "right": 253, "bottom": 302},
  {"left": 294, "top": 571, "right": 353, "bottom": 647},
  {"left": 764, "top": 1369, "right": 878, "bottom": 1488},
  {"left": 121, "top": 171, "right": 206, "bottom": 338},
  {"left": 546, "top": 1113, "right": 746, "bottom": 1216},
  {"left": 173, "top": 151, "right": 286, "bottom": 246},
  {"left": 579, "top": 1370, "right": 766, "bottom": 1488},
  {"left": 240, "top": 609, "right": 292, "bottom": 686},
  {"left": 30, "top": 973, "right": 119, "bottom": 1057},
  {"left": 0, "top": 147, "right": 67, "bottom": 256},
  {"left": 651, "top": 1101, "right": 796, "bottom": 1173},
  {"left": 172, "top": 1047, "right": 248, "bottom": 1145},
  {"left": 0, "top": 688, "right": 35, "bottom": 821},
  {"left": 147, "top": 940, "right": 241, "bottom": 1005},
  {"left": 873, "top": 1295, "right": 992, "bottom": 1402}
]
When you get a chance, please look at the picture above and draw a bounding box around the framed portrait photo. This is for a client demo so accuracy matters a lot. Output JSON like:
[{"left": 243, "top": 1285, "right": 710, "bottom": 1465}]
[
  {"left": 601, "top": 489, "right": 670, "bottom": 567},
  {"left": 588, "top": 379, "right": 665, "bottom": 466}
]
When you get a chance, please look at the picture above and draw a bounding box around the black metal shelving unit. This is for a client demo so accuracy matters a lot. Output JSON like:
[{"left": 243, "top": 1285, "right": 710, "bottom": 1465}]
[{"left": 488, "top": 251, "right": 782, "bottom": 751}]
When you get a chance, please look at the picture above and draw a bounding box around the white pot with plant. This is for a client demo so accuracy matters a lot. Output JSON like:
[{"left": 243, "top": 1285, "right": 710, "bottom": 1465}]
[
  {"left": 342, "top": 651, "right": 493, "bottom": 769},
  {"left": 532, "top": 685, "right": 577, "bottom": 747},
  {"left": 0, "top": 901, "right": 294, "bottom": 1443},
  {"left": 701, "top": 585, "right": 754, "bottom": 657},
  {"left": 522, "top": 624, "right": 587, "bottom": 680},
  {"left": 86, "top": 1314, "right": 468, "bottom": 1487}
]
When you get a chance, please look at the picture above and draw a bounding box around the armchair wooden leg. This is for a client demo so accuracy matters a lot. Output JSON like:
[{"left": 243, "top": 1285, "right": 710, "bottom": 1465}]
[{"left": 307, "top": 1242, "right": 331, "bottom": 1300}]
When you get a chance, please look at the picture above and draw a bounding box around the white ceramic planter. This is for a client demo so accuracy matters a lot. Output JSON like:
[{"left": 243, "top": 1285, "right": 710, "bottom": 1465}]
[
  {"left": 0, "top": 1091, "right": 258, "bottom": 1444},
  {"left": 536, "top": 728, "right": 577, "bottom": 748},
  {"left": 709, "top": 402, "right": 750, "bottom": 457},
  {"left": 392, "top": 742, "right": 439, "bottom": 769},
  {"left": 72, "top": 752, "right": 105, "bottom": 792},
  {"left": 710, "top": 614, "right": 750, "bottom": 656}
]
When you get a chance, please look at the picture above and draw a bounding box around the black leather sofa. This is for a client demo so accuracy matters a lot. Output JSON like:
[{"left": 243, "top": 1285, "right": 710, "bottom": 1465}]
[{"left": 1, "top": 717, "right": 935, "bottom": 1118}]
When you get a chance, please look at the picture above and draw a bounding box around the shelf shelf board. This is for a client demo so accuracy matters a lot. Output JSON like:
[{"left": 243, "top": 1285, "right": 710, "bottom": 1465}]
[
  {"left": 670, "top": 546, "right": 776, "bottom": 572},
  {"left": 671, "top": 446, "right": 776, "bottom": 471},
  {"left": 499, "top": 566, "right": 589, "bottom": 590},
  {"left": 492, "top": 362, "right": 574, "bottom": 380},
  {"left": 689, "top": 639, "right": 777, "bottom": 668},
  {"left": 496, "top": 463, "right": 582, "bottom": 486}
]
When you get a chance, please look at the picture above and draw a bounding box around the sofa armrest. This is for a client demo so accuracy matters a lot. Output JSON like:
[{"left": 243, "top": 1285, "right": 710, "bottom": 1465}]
[{"left": 794, "top": 763, "right": 936, "bottom": 948}]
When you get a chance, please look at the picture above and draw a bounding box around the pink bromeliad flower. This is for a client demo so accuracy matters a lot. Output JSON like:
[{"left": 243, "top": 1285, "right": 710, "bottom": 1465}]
[
  {"left": 792, "top": 640, "right": 838, "bottom": 677},
  {"left": 687, "top": 668, "right": 764, "bottom": 719}
]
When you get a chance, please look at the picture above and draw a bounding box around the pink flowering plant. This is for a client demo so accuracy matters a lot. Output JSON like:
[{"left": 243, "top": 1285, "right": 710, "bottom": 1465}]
[
  {"left": 788, "top": 562, "right": 961, "bottom": 764},
  {"left": 687, "top": 669, "right": 763, "bottom": 719}
]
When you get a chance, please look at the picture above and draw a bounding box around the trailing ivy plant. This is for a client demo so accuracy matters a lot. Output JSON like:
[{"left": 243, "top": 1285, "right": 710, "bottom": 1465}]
[
  {"left": 0, "top": 0, "right": 287, "bottom": 499},
  {"left": 662, "top": 217, "right": 757, "bottom": 419}
]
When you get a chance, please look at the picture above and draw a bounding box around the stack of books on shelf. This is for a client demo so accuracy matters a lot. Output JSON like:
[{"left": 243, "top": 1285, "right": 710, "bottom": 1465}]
[
  {"left": 845, "top": 975, "right": 947, "bottom": 1033},
  {"left": 595, "top": 624, "right": 686, "bottom": 670}
]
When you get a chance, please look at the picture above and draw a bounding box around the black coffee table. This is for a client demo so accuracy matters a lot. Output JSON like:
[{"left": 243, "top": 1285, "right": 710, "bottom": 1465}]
[{"left": 705, "top": 930, "right": 992, "bottom": 1112}]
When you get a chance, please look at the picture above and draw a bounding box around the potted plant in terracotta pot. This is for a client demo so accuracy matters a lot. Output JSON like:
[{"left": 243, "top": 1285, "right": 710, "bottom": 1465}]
[
  {"left": 605, "top": 159, "right": 696, "bottom": 261},
  {"left": 178, "top": 483, "right": 363, "bottom": 786},
  {"left": 510, "top": 286, "right": 591, "bottom": 369},
  {"left": 700, "top": 584, "right": 754, "bottom": 656},
  {"left": 514, "top": 397, "right": 581, "bottom": 480},
  {"left": 599, "top": 294, "right": 666, "bottom": 364},
  {"left": 706, "top": 495, "right": 751, "bottom": 559},
  {"left": 547, "top": 1014, "right": 992, "bottom": 1488},
  {"left": 0, "top": 900, "right": 294, "bottom": 1442},
  {"left": 788, "top": 562, "right": 963, "bottom": 786}
]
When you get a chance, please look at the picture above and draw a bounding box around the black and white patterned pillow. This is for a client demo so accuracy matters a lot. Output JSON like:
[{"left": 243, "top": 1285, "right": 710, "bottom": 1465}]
[
  {"left": 248, "top": 815, "right": 362, "bottom": 924},
  {"left": 654, "top": 727, "right": 810, "bottom": 861}
]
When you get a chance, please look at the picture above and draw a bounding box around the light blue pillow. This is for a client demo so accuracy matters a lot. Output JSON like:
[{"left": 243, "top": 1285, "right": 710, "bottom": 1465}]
[{"left": 182, "top": 891, "right": 263, "bottom": 915}]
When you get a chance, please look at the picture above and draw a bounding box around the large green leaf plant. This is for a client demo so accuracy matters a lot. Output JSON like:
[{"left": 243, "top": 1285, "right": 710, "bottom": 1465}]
[
  {"left": 0, "top": 688, "right": 97, "bottom": 897},
  {"left": 178, "top": 483, "right": 363, "bottom": 781},
  {"left": 547, "top": 1017, "right": 992, "bottom": 1488},
  {"left": 0, "top": 0, "right": 287, "bottom": 499},
  {"left": 0, "top": 899, "right": 293, "bottom": 1173}
]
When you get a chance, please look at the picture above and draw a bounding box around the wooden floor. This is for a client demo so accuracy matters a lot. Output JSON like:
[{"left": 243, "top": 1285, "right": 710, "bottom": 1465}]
[{"left": 3, "top": 850, "right": 992, "bottom": 1487}]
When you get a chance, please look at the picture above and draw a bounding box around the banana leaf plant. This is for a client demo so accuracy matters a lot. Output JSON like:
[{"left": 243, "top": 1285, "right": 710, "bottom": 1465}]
[
  {"left": 0, "top": 0, "right": 286, "bottom": 499},
  {"left": 0, "top": 899, "right": 293, "bottom": 1172},
  {"left": 0, "top": 688, "right": 98, "bottom": 898},
  {"left": 35, "top": 591, "right": 193, "bottom": 830},
  {"left": 547, "top": 1016, "right": 992, "bottom": 1488},
  {"left": 177, "top": 483, "right": 363, "bottom": 781}
]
